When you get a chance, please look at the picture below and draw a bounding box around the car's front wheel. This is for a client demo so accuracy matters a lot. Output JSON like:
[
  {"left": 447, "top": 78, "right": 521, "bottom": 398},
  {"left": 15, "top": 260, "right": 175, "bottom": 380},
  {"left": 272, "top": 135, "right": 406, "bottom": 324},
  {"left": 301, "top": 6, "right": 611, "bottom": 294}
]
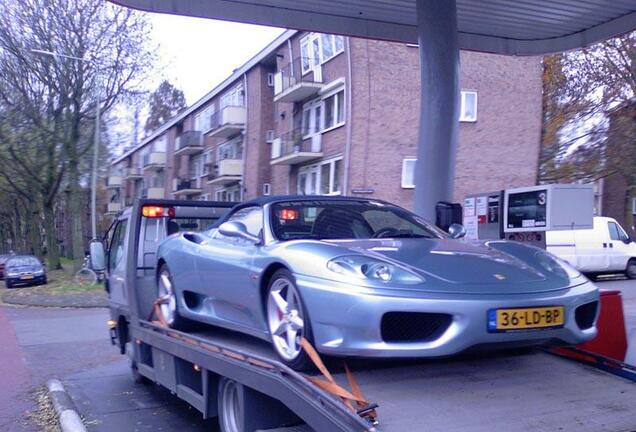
[
  {"left": 5, "top": 279, "right": 12, "bottom": 289},
  {"left": 156, "top": 264, "right": 187, "bottom": 329},
  {"left": 626, "top": 258, "right": 636, "bottom": 279},
  {"left": 266, "top": 269, "right": 313, "bottom": 370}
]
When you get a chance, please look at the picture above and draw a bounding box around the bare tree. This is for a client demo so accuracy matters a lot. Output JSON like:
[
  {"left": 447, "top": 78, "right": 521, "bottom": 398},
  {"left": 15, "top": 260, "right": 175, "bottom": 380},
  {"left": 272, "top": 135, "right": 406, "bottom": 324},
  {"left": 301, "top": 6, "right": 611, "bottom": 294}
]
[{"left": 0, "top": 0, "right": 156, "bottom": 268}]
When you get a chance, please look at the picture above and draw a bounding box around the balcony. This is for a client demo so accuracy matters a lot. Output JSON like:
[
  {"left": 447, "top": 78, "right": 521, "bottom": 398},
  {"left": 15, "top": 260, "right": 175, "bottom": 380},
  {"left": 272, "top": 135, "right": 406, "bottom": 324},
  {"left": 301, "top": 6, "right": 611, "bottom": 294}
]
[
  {"left": 173, "top": 178, "right": 202, "bottom": 196},
  {"left": 274, "top": 57, "right": 324, "bottom": 103},
  {"left": 142, "top": 152, "right": 166, "bottom": 171},
  {"left": 270, "top": 129, "right": 323, "bottom": 165},
  {"left": 174, "top": 131, "right": 204, "bottom": 156},
  {"left": 206, "top": 106, "right": 246, "bottom": 138},
  {"left": 106, "top": 202, "right": 121, "bottom": 215},
  {"left": 124, "top": 167, "right": 143, "bottom": 179},
  {"left": 143, "top": 187, "right": 165, "bottom": 199},
  {"left": 206, "top": 158, "right": 243, "bottom": 186},
  {"left": 106, "top": 175, "right": 122, "bottom": 189}
]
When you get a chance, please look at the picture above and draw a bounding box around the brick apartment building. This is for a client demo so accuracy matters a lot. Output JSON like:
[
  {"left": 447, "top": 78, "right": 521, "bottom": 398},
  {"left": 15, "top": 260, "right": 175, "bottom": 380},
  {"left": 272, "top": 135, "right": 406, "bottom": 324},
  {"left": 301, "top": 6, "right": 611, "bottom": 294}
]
[{"left": 107, "top": 30, "right": 542, "bottom": 215}]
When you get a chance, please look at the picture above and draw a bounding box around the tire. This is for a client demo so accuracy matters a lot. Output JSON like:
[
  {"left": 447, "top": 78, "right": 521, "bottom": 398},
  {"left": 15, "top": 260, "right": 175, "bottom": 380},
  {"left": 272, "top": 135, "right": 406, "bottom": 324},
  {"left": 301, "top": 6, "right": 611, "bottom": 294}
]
[
  {"left": 5, "top": 280, "right": 12, "bottom": 289},
  {"left": 75, "top": 268, "right": 97, "bottom": 285},
  {"left": 266, "top": 269, "right": 314, "bottom": 371},
  {"left": 156, "top": 264, "right": 187, "bottom": 329},
  {"left": 130, "top": 361, "right": 150, "bottom": 385},
  {"left": 218, "top": 378, "right": 243, "bottom": 432},
  {"left": 626, "top": 259, "right": 636, "bottom": 279}
]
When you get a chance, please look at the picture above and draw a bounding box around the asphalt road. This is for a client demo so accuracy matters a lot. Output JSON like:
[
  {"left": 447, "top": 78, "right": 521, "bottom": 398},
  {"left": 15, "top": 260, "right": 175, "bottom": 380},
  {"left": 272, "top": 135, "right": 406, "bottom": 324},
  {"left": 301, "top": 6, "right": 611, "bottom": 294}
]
[{"left": 0, "top": 276, "right": 634, "bottom": 431}]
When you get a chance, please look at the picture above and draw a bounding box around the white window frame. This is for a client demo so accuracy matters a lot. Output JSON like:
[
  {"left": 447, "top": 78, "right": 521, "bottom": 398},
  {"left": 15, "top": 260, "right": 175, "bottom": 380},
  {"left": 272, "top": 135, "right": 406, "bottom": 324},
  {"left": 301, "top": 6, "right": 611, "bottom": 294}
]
[
  {"left": 300, "top": 33, "right": 345, "bottom": 75},
  {"left": 153, "top": 134, "right": 167, "bottom": 153},
  {"left": 401, "top": 158, "right": 417, "bottom": 189},
  {"left": 267, "top": 73, "right": 275, "bottom": 87},
  {"left": 189, "top": 154, "right": 204, "bottom": 179},
  {"left": 217, "top": 137, "right": 243, "bottom": 161},
  {"left": 301, "top": 86, "right": 345, "bottom": 137},
  {"left": 215, "top": 185, "right": 241, "bottom": 202},
  {"left": 297, "top": 157, "right": 343, "bottom": 196},
  {"left": 459, "top": 90, "right": 478, "bottom": 122},
  {"left": 262, "top": 183, "right": 271, "bottom": 196}
]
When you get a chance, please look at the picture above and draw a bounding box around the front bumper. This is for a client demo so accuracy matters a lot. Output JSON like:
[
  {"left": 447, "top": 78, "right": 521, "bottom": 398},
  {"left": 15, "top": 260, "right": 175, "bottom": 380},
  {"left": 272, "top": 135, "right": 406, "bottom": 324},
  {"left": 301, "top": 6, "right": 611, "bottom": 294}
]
[
  {"left": 295, "top": 275, "right": 599, "bottom": 358},
  {"left": 7, "top": 274, "right": 46, "bottom": 287}
]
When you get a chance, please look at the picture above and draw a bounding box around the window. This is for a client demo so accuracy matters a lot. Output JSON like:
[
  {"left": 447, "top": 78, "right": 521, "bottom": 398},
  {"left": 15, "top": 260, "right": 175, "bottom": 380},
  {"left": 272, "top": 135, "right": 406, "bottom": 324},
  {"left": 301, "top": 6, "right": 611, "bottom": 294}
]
[
  {"left": 152, "top": 171, "right": 165, "bottom": 188},
  {"left": 220, "top": 84, "right": 244, "bottom": 109},
  {"left": 267, "top": 73, "right": 275, "bottom": 87},
  {"left": 302, "top": 100, "right": 322, "bottom": 137},
  {"left": 297, "top": 158, "right": 342, "bottom": 195},
  {"left": 217, "top": 137, "right": 243, "bottom": 161},
  {"left": 263, "top": 183, "right": 271, "bottom": 196},
  {"left": 460, "top": 90, "right": 478, "bottom": 122},
  {"left": 300, "top": 33, "right": 345, "bottom": 74},
  {"left": 108, "top": 220, "right": 128, "bottom": 271},
  {"left": 270, "top": 200, "right": 446, "bottom": 241},
  {"left": 154, "top": 134, "right": 167, "bottom": 152},
  {"left": 215, "top": 185, "right": 241, "bottom": 202},
  {"left": 189, "top": 154, "right": 204, "bottom": 179},
  {"left": 402, "top": 158, "right": 416, "bottom": 189},
  {"left": 323, "top": 89, "right": 345, "bottom": 130},
  {"left": 608, "top": 222, "right": 629, "bottom": 242}
]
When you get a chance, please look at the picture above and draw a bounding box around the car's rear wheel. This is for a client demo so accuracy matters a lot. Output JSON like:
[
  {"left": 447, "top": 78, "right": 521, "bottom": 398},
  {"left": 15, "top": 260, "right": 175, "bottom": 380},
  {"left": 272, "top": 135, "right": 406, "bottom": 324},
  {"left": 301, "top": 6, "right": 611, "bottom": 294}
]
[
  {"left": 5, "top": 279, "right": 12, "bottom": 289},
  {"left": 156, "top": 264, "right": 186, "bottom": 329},
  {"left": 266, "top": 269, "right": 313, "bottom": 370},
  {"left": 626, "top": 259, "right": 636, "bottom": 279}
]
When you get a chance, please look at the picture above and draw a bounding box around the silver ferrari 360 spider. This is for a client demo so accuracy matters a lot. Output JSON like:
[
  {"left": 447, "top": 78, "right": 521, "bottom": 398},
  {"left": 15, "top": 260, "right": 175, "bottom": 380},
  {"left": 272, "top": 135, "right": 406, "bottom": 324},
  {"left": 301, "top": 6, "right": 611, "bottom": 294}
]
[{"left": 156, "top": 196, "right": 599, "bottom": 370}]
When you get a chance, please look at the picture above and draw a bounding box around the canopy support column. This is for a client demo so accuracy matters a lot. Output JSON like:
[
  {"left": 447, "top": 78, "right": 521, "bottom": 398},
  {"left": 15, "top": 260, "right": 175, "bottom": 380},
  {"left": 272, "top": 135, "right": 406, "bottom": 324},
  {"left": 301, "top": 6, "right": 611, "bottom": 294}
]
[{"left": 414, "top": 0, "right": 460, "bottom": 220}]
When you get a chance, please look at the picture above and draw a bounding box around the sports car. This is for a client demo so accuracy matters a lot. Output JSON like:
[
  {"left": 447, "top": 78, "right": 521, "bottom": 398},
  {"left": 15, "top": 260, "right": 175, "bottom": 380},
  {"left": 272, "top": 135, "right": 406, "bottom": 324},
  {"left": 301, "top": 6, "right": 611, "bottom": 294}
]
[{"left": 156, "top": 196, "right": 599, "bottom": 370}]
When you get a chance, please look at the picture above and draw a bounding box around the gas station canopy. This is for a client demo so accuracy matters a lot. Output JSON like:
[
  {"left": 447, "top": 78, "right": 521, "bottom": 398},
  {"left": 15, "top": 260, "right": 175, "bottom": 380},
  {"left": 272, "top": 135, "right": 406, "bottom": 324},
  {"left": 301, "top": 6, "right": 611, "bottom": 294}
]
[{"left": 113, "top": 0, "right": 635, "bottom": 55}]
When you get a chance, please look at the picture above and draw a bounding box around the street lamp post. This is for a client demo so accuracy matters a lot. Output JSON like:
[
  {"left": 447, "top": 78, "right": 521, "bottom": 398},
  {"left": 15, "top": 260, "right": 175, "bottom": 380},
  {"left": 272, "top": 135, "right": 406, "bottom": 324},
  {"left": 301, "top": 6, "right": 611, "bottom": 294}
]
[{"left": 31, "top": 49, "right": 100, "bottom": 241}]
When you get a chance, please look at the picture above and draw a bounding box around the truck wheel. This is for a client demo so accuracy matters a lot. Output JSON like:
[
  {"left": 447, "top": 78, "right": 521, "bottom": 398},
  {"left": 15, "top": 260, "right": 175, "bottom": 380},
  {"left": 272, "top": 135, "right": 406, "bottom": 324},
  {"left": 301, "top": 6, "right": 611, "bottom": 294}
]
[
  {"left": 626, "top": 259, "right": 636, "bottom": 279},
  {"left": 156, "top": 264, "right": 187, "bottom": 329},
  {"left": 218, "top": 378, "right": 243, "bottom": 432},
  {"left": 130, "top": 361, "right": 150, "bottom": 385},
  {"left": 266, "top": 269, "right": 314, "bottom": 371}
]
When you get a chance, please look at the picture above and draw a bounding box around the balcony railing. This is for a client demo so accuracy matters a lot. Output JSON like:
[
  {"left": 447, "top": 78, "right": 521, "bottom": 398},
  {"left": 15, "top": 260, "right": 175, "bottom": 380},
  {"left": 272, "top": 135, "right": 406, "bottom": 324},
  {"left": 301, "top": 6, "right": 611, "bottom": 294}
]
[
  {"left": 270, "top": 129, "right": 323, "bottom": 165},
  {"left": 124, "top": 167, "right": 143, "bottom": 179},
  {"left": 142, "top": 152, "right": 166, "bottom": 170},
  {"left": 206, "top": 157, "right": 243, "bottom": 186},
  {"left": 206, "top": 106, "right": 246, "bottom": 138},
  {"left": 175, "top": 131, "right": 204, "bottom": 156},
  {"left": 142, "top": 187, "right": 165, "bottom": 199},
  {"left": 106, "top": 175, "right": 123, "bottom": 188},
  {"left": 274, "top": 57, "right": 324, "bottom": 103},
  {"left": 173, "top": 177, "right": 202, "bottom": 196}
]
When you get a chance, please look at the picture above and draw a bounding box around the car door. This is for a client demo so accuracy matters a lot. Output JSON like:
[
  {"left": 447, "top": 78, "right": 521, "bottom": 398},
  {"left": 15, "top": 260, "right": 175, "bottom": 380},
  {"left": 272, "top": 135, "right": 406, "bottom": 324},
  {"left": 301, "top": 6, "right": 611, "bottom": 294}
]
[
  {"left": 195, "top": 206, "right": 264, "bottom": 332},
  {"left": 573, "top": 222, "right": 610, "bottom": 272},
  {"left": 107, "top": 217, "right": 129, "bottom": 307},
  {"left": 607, "top": 220, "right": 632, "bottom": 271}
]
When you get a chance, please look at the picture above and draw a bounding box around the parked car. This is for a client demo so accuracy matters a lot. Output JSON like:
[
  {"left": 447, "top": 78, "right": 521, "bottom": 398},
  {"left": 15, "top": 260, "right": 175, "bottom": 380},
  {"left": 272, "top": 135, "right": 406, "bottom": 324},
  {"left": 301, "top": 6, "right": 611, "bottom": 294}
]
[
  {"left": 156, "top": 196, "right": 599, "bottom": 370},
  {"left": 4, "top": 255, "right": 47, "bottom": 288},
  {"left": 547, "top": 216, "right": 636, "bottom": 279},
  {"left": 0, "top": 254, "right": 11, "bottom": 279}
]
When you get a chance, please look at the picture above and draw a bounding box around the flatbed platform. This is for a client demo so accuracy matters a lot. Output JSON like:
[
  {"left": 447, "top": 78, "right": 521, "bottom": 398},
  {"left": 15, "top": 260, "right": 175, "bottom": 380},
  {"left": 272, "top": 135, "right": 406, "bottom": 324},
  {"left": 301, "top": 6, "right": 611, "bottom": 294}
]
[{"left": 142, "top": 322, "right": 636, "bottom": 432}]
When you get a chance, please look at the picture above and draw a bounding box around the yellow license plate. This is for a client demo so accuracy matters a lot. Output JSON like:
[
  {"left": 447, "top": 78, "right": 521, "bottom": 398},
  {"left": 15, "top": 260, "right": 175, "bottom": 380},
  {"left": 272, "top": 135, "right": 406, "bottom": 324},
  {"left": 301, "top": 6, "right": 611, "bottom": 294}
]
[
  {"left": 20, "top": 275, "right": 34, "bottom": 280},
  {"left": 488, "top": 306, "right": 564, "bottom": 332}
]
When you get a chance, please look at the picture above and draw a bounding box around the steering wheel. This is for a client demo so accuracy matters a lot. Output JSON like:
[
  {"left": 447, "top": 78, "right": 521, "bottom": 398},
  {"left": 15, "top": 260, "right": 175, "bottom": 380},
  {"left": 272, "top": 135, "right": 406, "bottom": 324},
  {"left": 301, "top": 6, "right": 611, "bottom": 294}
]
[{"left": 372, "top": 227, "right": 401, "bottom": 239}]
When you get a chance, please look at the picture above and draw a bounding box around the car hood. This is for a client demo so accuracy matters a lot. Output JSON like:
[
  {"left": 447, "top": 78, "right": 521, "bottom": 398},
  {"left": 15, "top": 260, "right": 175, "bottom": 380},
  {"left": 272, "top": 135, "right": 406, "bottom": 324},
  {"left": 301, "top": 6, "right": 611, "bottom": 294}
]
[
  {"left": 7, "top": 265, "right": 42, "bottom": 273},
  {"left": 320, "top": 238, "right": 576, "bottom": 294}
]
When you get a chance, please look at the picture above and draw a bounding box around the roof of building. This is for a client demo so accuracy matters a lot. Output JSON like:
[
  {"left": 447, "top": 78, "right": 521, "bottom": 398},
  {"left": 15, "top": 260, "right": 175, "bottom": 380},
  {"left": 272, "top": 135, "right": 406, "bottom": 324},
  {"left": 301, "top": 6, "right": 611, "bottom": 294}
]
[
  {"left": 112, "top": 0, "right": 635, "bottom": 56},
  {"left": 111, "top": 28, "right": 297, "bottom": 166}
]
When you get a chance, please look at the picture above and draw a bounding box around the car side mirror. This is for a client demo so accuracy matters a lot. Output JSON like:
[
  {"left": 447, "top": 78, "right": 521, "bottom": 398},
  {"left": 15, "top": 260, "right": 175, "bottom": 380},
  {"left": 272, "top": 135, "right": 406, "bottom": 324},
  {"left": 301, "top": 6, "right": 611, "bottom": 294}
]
[
  {"left": 218, "top": 221, "right": 260, "bottom": 243},
  {"left": 89, "top": 241, "right": 106, "bottom": 271},
  {"left": 448, "top": 223, "right": 466, "bottom": 239}
]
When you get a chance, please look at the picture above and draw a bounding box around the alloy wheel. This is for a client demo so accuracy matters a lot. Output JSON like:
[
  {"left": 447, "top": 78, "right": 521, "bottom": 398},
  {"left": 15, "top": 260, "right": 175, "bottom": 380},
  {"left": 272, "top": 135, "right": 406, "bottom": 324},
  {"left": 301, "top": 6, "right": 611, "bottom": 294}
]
[
  {"left": 267, "top": 277, "right": 305, "bottom": 361},
  {"left": 157, "top": 270, "right": 177, "bottom": 325}
]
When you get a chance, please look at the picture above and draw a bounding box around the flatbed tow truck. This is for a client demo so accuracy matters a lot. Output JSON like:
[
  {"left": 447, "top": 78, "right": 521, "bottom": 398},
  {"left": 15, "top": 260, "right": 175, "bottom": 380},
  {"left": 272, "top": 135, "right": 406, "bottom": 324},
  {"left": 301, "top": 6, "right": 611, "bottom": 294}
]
[{"left": 101, "top": 199, "right": 636, "bottom": 432}]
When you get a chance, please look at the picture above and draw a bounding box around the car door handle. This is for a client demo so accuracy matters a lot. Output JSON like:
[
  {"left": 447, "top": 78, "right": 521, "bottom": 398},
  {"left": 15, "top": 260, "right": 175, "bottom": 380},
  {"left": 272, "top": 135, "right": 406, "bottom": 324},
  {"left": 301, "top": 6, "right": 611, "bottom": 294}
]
[
  {"left": 609, "top": 243, "right": 613, "bottom": 248},
  {"left": 603, "top": 243, "right": 607, "bottom": 248}
]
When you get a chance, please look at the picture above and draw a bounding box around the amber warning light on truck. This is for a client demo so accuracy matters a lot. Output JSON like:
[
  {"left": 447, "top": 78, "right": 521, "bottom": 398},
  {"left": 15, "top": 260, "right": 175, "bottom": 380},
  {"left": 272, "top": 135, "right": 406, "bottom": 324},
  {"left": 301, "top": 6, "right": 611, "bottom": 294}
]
[{"left": 141, "top": 205, "right": 175, "bottom": 218}]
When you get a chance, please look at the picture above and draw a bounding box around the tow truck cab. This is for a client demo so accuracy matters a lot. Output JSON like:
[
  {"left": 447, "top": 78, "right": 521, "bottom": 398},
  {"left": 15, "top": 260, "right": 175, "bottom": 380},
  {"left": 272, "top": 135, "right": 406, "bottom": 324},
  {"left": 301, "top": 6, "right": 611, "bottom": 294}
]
[{"left": 105, "top": 200, "right": 234, "bottom": 354}]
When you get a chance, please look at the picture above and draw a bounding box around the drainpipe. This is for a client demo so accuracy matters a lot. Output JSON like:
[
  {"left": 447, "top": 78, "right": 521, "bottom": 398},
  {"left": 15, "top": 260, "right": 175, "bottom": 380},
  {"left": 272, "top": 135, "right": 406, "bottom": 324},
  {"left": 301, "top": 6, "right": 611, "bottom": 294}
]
[
  {"left": 241, "top": 73, "right": 248, "bottom": 201},
  {"left": 343, "top": 37, "right": 353, "bottom": 196},
  {"left": 287, "top": 38, "right": 294, "bottom": 195}
]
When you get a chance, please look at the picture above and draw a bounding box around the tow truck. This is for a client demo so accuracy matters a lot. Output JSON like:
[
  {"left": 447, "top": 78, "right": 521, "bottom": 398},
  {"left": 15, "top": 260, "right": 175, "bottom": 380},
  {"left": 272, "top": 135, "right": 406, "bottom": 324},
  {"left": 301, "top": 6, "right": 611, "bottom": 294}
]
[{"left": 94, "top": 198, "right": 636, "bottom": 432}]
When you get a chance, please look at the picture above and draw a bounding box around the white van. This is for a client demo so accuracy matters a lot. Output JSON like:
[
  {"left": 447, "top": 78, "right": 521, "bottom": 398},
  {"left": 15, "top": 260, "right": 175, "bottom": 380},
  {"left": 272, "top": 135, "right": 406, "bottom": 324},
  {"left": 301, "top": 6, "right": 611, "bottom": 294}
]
[{"left": 547, "top": 216, "right": 636, "bottom": 279}]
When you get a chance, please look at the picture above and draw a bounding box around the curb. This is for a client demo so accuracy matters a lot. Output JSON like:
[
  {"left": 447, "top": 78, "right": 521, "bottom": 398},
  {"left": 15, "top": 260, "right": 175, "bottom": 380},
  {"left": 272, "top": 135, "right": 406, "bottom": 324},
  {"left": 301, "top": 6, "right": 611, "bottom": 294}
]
[{"left": 46, "top": 379, "right": 88, "bottom": 432}]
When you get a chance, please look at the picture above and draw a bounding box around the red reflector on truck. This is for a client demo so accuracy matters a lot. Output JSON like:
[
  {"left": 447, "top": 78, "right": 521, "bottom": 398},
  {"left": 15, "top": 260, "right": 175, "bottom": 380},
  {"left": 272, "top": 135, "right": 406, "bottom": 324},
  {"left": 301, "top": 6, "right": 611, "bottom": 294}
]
[{"left": 142, "top": 206, "right": 175, "bottom": 218}]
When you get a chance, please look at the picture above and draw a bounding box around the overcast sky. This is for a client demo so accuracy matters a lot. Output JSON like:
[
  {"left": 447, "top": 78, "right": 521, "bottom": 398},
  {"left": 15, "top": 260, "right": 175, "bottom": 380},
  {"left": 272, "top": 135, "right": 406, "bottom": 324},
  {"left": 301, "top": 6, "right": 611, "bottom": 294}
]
[{"left": 149, "top": 13, "right": 285, "bottom": 104}]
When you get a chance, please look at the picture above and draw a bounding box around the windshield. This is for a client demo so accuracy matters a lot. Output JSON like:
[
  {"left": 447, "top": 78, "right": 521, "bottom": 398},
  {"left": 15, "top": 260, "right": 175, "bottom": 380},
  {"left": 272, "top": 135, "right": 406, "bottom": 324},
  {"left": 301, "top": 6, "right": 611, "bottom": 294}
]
[
  {"left": 270, "top": 200, "right": 447, "bottom": 241},
  {"left": 7, "top": 256, "right": 41, "bottom": 267}
]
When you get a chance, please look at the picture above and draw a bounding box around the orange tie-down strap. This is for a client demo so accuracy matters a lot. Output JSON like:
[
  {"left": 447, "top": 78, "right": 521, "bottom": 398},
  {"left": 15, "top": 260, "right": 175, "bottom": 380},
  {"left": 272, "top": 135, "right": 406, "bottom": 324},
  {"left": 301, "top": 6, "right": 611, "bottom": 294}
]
[
  {"left": 149, "top": 297, "right": 169, "bottom": 327},
  {"left": 300, "top": 338, "right": 378, "bottom": 425}
]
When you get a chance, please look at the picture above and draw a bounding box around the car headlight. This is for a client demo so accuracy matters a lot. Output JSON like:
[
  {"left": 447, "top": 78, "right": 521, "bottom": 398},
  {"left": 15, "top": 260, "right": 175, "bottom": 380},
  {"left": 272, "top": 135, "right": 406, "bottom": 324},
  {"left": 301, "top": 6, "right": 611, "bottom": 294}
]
[
  {"left": 327, "top": 255, "right": 424, "bottom": 284},
  {"left": 34, "top": 269, "right": 44, "bottom": 276},
  {"left": 535, "top": 251, "right": 582, "bottom": 280},
  {"left": 7, "top": 271, "right": 18, "bottom": 277}
]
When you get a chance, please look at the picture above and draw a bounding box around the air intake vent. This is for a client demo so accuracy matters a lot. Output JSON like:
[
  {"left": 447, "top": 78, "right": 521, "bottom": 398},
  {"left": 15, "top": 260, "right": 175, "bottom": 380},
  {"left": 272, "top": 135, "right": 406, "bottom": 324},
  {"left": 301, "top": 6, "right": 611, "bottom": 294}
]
[
  {"left": 575, "top": 301, "right": 598, "bottom": 330},
  {"left": 381, "top": 312, "right": 452, "bottom": 343}
]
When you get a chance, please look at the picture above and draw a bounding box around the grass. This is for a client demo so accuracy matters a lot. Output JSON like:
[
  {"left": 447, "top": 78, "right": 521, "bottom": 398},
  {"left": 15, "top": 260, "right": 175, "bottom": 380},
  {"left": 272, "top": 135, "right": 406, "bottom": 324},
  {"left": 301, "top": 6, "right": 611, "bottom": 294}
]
[
  {"left": 4, "top": 259, "right": 103, "bottom": 295},
  {"left": 26, "top": 386, "right": 60, "bottom": 432}
]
